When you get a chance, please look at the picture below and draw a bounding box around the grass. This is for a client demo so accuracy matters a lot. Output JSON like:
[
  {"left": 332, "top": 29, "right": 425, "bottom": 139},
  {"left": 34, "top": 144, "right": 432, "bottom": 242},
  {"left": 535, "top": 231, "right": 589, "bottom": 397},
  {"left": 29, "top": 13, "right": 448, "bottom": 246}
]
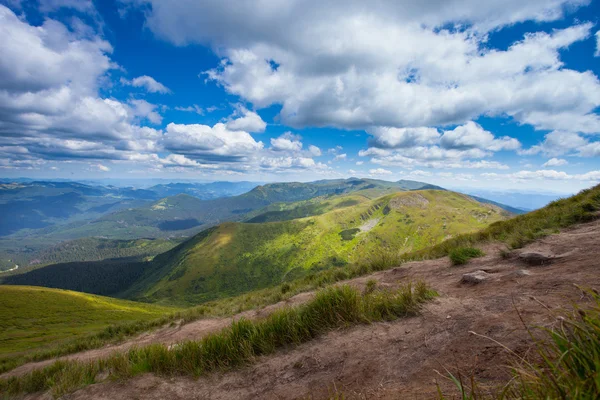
[
  {"left": 449, "top": 247, "right": 485, "bottom": 265},
  {"left": 437, "top": 289, "right": 600, "bottom": 399},
  {"left": 0, "top": 286, "right": 173, "bottom": 356},
  {"left": 0, "top": 283, "right": 436, "bottom": 398}
]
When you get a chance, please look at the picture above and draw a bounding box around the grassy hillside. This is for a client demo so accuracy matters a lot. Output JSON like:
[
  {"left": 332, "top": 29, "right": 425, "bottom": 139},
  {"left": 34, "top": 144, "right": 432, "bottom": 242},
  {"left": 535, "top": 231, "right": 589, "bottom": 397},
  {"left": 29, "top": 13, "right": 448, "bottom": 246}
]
[
  {"left": 124, "top": 190, "right": 510, "bottom": 305},
  {"left": 0, "top": 286, "right": 173, "bottom": 359}
]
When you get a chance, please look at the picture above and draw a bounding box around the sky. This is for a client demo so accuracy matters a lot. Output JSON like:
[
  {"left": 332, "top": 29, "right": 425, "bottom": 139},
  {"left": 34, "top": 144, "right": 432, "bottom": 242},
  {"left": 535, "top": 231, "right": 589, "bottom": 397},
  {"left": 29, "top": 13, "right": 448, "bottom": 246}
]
[{"left": 0, "top": 0, "right": 600, "bottom": 193}]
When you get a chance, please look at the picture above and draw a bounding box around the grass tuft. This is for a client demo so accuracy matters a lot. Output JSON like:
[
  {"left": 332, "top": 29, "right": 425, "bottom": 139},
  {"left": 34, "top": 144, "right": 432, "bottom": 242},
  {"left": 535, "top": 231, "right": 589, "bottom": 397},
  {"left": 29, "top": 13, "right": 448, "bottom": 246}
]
[{"left": 449, "top": 247, "right": 485, "bottom": 266}]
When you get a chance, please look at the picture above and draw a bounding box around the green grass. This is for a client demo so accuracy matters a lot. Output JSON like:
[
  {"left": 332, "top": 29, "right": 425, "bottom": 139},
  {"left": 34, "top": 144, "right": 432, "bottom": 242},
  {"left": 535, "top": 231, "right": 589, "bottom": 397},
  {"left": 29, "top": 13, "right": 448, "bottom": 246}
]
[
  {"left": 0, "top": 283, "right": 436, "bottom": 398},
  {"left": 437, "top": 289, "right": 600, "bottom": 399},
  {"left": 449, "top": 247, "right": 485, "bottom": 265},
  {"left": 0, "top": 286, "right": 175, "bottom": 374}
]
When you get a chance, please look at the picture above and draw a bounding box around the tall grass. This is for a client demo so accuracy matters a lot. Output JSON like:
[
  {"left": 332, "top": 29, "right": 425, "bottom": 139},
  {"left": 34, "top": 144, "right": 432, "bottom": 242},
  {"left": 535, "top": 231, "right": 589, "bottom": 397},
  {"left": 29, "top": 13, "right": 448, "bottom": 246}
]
[
  {"left": 0, "top": 283, "right": 436, "bottom": 398},
  {"left": 438, "top": 289, "right": 600, "bottom": 399}
]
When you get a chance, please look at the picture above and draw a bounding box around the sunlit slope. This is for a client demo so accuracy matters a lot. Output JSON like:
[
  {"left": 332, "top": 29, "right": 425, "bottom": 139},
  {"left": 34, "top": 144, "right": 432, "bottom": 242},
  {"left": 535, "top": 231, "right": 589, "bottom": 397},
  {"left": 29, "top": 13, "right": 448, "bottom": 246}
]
[
  {"left": 0, "top": 286, "right": 173, "bottom": 357},
  {"left": 128, "top": 190, "right": 510, "bottom": 304}
]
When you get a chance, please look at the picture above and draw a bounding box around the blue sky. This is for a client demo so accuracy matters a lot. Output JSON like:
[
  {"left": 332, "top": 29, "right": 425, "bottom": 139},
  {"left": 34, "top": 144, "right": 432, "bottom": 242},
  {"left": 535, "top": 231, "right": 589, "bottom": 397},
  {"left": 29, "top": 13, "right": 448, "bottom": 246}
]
[{"left": 1, "top": 0, "right": 600, "bottom": 193}]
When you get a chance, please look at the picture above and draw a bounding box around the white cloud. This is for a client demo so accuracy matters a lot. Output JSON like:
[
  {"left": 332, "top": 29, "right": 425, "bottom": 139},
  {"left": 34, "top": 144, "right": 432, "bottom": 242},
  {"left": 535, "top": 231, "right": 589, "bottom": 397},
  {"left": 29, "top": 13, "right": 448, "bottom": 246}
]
[
  {"left": 96, "top": 163, "right": 110, "bottom": 171},
  {"left": 440, "top": 122, "right": 520, "bottom": 152},
  {"left": 333, "top": 153, "right": 347, "bottom": 161},
  {"left": 369, "top": 168, "right": 393, "bottom": 175},
  {"left": 359, "top": 122, "right": 515, "bottom": 169},
  {"left": 128, "top": 99, "right": 163, "bottom": 124},
  {"left": 308, "top": 145, "right": 322, "bottom": 156},
  {"left": 121, "top": 75, "right": 171, "bottom": 94},
  {"left": 226, "top": 107, "right": 267, "bottom": 133},
  {"left": 595, "top": 31, "right": 600, "bottom": 57},
  {"left": 162, "top": 122, "right": 264, "bottom": 162},
  {"left": 368, "top": 127, "right": 439, "bottom": 149},
  {"left": 543, "top": 158, "right": 568, "bottom": 167},
  {"left": 270, "top": 132, "right": 303, "bottom": 152},
  {"left": 520, "top": 131, "right": 593, "bottom": 157}
]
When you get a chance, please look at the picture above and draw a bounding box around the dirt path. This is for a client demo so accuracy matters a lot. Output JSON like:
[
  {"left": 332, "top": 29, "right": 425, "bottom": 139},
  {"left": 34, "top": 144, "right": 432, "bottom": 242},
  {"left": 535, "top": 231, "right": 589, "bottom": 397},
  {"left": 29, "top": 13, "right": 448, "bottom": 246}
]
[{"left": 13, "top": 220, "right": 600, "bottom": 399}]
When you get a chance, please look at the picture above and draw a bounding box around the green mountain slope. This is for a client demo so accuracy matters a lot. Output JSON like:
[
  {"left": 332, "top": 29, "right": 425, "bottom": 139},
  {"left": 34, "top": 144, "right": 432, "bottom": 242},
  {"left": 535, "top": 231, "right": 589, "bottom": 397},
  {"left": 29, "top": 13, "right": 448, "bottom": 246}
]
[
  {"left": 0, "top": 286, "right": 172, "bottom": 358},
  {"left": 124, "top": 189, "right": 511, "bottom": 305}
]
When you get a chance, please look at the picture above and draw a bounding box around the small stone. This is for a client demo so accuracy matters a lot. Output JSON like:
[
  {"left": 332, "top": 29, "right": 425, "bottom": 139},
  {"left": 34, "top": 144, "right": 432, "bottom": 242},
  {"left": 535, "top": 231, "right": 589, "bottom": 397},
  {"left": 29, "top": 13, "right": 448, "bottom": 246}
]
[
  {"left": 461, "top": 270, "right": 492, "bottom": 284},
  {"left": 446, "top": 315, "right": 451, "bottom": 319}
]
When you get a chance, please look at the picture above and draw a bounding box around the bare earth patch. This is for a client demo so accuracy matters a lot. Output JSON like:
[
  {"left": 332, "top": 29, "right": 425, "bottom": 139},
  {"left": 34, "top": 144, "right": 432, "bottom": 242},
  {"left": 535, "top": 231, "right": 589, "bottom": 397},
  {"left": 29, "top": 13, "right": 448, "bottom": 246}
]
[{"left": 13, "top": 220, "right": 600, "bottom": 399}]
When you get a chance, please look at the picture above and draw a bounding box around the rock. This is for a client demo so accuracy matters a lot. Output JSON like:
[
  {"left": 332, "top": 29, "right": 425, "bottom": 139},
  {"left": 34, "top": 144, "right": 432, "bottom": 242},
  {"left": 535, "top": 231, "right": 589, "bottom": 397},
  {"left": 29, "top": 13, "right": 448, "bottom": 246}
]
[
  {"left": 513, "top": 269, "right": 531, "bottom": 277},
  {"left": 461, "top": 270, "right": 492, "bottom": 284},
  {"left": 518, "top": 252, "right": 554, "bottom": 266}
]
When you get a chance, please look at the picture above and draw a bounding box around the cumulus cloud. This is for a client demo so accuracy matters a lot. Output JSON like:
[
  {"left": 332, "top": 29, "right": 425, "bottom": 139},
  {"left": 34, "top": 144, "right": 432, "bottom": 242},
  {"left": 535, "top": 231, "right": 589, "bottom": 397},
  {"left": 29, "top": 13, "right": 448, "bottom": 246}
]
[
  {"left": 308, "top": 145, "right": 322, "bottom": 157},
  {"left": 368, "top": 127, "right": 439, "bottom": 149},
  {"left": 125, "top": 0, "right": 599, "bottom": 135},
  {"left": 128, "top": 99, "right": 163, "bottom": 124},
  {"left": 162, "top": 122, "right": 263, "bottom": 162},
  {"left": 596, "top": 31, "right": 600, "bottom": 57},
  {"left": 121, "top": 75, "right": 171, "bottom": 94},
  {"left": 226, "top": 107, "right": 267, "bottom": 133},
  {"left": 440, "top": 122, "right": 520, "bottom": 152},
  {"left": 520, "top": 131, "right": 597, "bottom": 157},
  {"left": 96, "top": 163, "right": 110, "bottom": 171},
  {"left": 270, "top": 132, "right": 302, "bottom": 152},
  {"left": 543, "top": 158, "right": 568, "bottom": 167},
  {"left": 359, "top": 122, "right": 515, "bottom": 169}
]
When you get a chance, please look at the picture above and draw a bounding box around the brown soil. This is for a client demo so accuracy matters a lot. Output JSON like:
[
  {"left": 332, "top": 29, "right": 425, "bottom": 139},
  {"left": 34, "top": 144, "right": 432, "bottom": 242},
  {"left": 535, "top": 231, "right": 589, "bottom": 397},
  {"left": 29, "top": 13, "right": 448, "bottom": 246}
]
[{"left": 14, "top": 220, "right": 600, "bottom": 399}]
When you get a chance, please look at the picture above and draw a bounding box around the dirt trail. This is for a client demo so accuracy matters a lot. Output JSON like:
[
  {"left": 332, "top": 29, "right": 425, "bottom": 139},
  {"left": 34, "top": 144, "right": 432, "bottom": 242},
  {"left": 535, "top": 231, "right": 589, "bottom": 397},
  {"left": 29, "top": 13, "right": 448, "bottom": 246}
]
[{"left": 13, "top": 220, "right": 600, "bottom": 399}]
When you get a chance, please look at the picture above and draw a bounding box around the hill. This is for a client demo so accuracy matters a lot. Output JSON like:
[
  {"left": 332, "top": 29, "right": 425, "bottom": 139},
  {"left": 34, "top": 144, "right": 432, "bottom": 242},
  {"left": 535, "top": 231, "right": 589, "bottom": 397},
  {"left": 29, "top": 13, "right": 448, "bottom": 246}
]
[
  {"left": 0, "top": 286, "right": 172, "bottom": 360},
  {"left": 122, "top": 189, "right": 510, "bottom": 305}
]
